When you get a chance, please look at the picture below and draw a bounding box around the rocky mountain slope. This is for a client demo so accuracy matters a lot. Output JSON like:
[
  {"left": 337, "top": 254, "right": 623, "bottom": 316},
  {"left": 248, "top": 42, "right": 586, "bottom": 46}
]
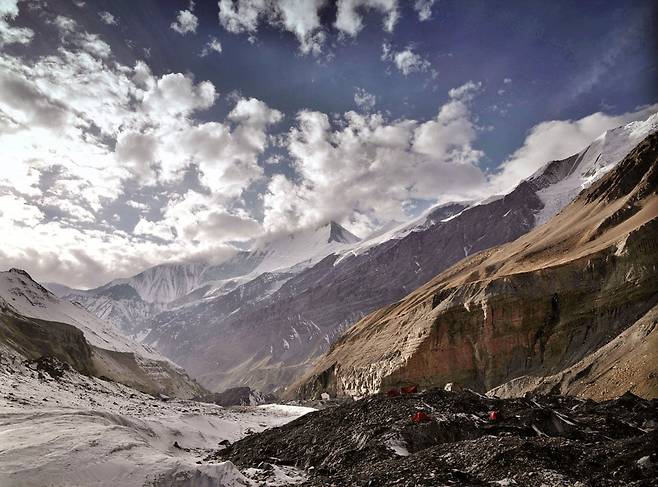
[
  {"left": 0, "top": 269, "right": 203, "bottom": 398},
  {"left": 292, "top": 130, "right": 658, "bottom": 400},
  {"left": 488, "top": 301, "right": 658, "bottom": 401}
]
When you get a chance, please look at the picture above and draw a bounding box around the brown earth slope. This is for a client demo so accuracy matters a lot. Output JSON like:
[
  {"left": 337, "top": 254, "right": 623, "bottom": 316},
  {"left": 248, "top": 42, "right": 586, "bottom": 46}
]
[{"left": 292, "top": 133, "right": 658, "bottom": 400}]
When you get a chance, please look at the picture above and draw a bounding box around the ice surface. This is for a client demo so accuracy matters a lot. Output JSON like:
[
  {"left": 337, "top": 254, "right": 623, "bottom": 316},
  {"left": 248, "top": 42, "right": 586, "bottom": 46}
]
[{"left": 0, "top": 348, "right": 313, "bottom": 486}]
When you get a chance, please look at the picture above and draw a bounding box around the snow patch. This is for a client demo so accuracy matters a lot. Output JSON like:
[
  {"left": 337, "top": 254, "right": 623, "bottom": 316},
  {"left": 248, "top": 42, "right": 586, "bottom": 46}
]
[{"left": 531, "top": 112, "right": 658, "bottom": 226}]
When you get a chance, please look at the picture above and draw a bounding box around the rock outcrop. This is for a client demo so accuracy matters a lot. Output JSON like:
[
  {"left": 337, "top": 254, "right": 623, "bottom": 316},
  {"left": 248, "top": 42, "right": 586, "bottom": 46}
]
[
  {"left": 292, "top": 132, "right": 658, "bottom": 400},
  {"left": 488, "top": 302, "right": 658, "bottom": 401}
]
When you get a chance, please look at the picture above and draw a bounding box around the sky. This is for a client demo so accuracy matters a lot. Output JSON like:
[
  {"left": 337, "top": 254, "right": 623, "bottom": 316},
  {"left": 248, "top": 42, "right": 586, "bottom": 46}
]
[{"left": 1, "top": 0, "right": 657, "bottom": 288}]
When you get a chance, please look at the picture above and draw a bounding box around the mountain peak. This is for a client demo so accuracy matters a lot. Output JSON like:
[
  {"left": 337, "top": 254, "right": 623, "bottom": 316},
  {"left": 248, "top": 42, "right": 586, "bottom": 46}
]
[
  {"left": 327, "top": 221, "right": 360, "bottom": 244},
  {"left": 8, "top": 268, "right": 33, "bottom": 279}
]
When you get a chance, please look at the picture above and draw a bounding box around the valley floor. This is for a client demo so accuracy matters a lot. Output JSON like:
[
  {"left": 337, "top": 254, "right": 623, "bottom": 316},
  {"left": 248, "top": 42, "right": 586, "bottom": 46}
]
[{"left": 0, "top": 350, "right": 313, "bottom": 487}]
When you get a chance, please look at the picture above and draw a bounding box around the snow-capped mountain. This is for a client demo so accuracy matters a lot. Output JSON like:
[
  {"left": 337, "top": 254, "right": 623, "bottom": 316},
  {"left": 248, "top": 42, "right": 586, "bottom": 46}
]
[
  {"left": 528, "top": 112, "right": 658, "bottom": 225},
  {"left": 333, "top": 201, "right": 470, "bottom": 263},
  {"left": 62, "top": 284, "right": 164, "bottom": 338},
  {"left": 0, "top": 269, "right": 159, "bottom": 358},
  {"left": 249, "top": 220, "right": 361, "bottom": 275},
  {"left": 97, "top": 220, "right": 360, "bottom": 305},
  {"left": 53, "top": 221, "right": 362, "bottom": 335}
]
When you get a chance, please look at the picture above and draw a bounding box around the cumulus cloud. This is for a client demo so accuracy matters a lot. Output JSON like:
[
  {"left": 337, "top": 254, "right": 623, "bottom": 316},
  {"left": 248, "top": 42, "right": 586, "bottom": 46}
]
[
  {"left": 218, "top": 0, "right": 406, "bottom": 55},
  {"left": 171, "top": 2, "right": 198, "bottom": 35},
  {"left": 135, "top": 190, "right": 262, "bottom": 243},
  {"left": 413, "top": 0, "right": 435, "bottom": 21},
  {"left": 354, "top": 87, "right": 376, "bottom": 112},
  {"left": 489, "top": 103, "right": 658, "bottom": 193},
  {"left": 201, "top": 37, "right": 223, "bottom": 56},
  {"left": 142, "top": 73, "right": 216, "bottom": 117},
  {"left": 382, "top": 43, "right": 431, "bottom": 76},
  {"left": 98, "top": 11, "right": 117, "bottom": 25},
  {"left": 263, "top": 82, "right": 486, "bottom": 235},
  {"left": 0, "top": 0, "right": 34, "bottom": 46},
  {"left": 335, "top": 0, "right": 399, "bottom": 36},
  {"left": 219, "top": 0, "right": 327, "bottom": 55},
  {"left": 0, "top": 17, "right": 283, "bottom": 287}
]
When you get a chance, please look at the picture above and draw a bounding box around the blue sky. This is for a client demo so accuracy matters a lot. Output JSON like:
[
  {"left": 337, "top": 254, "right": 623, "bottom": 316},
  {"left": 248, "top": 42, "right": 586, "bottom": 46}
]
[{"left": 0, "top": 0, "right": 656, "bottom": 287}]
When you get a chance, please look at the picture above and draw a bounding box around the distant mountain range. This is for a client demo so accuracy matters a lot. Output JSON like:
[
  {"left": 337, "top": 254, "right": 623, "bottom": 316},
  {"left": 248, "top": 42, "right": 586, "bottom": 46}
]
[{"left": 43, "top": 113, "right": 658, "bottom": 394}]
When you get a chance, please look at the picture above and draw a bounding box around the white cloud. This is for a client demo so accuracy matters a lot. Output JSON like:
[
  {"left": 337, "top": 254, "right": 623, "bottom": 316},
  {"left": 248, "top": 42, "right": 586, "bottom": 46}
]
[
  {"left": 228, "top": 97, "right": 283, "bottom": 127},
  {"left": 142, "top": 73, "right": 216, "bottom": 118},
  {"left": 0, "top": 0, "right": 34, "bottom": 46},
  {"left": 489, "top": 103, "right": 658, "bottom": 193},
  {"left": 218, "top": 0, "right": 266, "bottom": 33},
  {"left": 0, "top": 0, "right": 20, "bottom": 17},
  {"left": 218, "top": 0, "right": 405, "bottom": 55},
  {"left": 413, "top": 81, "right": 482, "bottom": 158},
  {"left": 447, "top": 81, "right": 480, "bottom": 101},
  {"left": 413, "top": 0, "right": 435, "bottom": 21},
  {"left": 0, "top": 194, "right": 44, "bottom": 227},
  {"left": 218, "top": 0, "right": 327, "bottom": 56},
  {"left": 53, "top": 15, "right": 77, "bottom": 34},
  {"left": 98, "top": 11, "right": 117, "bottom": 25},
  {"left": 201, "top": 37, "right": 223, "bottom": 56},
  {"left": 52, "top": 15, "right": 111, "bottom": 58},
  {"left": 335, "top": 0, "right": 399, "bottom": 36},
  {"left": 135, "top": 190, "right": 262, "bottom": 244},
  {"left": 263, "top": 82, "right": 486, "bottom": 234},
  {"left": 382, "top": 43, "right": 431, "bottom": 76},
  {"left": 76, "top": 32, "right": 111, "bottom": 57},
  {"left": 354, "top": 87, "right": 376, "bottom": 112},
  {"left": 274, "top": 0, "right": 327, "bottom": 55},
  {"left": 171, "top": 5, "right": 198, "bottom": 35},
  {"left": 0, "top": 20, "right": 283, "bottom": 287},
  {"left": 126, "top": 200, "right": 148, "bottom": 210}
]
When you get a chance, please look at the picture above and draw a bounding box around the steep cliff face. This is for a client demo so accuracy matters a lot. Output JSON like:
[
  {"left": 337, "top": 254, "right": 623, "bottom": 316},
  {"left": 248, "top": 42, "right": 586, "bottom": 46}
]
[
  {"left": 0, "top": 308, "right": 95, "bottom": 376},
  {"left": 293, "top": 133, "right": 658, "bottom": 400},
  {"left": 487, "top": 302, "right": 658, "bottom": 401},
  {"left": 0, "top": 269, "right": 205, "bottom": 399}
]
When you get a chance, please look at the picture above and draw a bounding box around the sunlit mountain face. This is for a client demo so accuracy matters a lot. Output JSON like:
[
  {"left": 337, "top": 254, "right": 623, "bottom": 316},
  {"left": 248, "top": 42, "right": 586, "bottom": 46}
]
[{"left": 1, "top": 0, "right": 657, "bottom": 289}]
